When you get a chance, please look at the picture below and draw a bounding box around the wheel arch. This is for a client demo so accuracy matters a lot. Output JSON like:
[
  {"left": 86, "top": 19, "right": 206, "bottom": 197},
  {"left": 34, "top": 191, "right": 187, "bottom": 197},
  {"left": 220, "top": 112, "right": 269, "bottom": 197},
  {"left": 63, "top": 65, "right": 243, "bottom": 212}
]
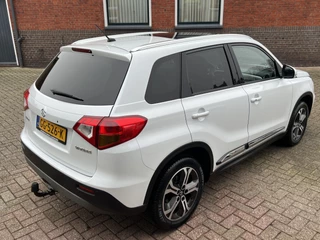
[
  {"left": 143, "top": 142, "right": 213, "bottom": 205},
  {"left": 293, "top": 91, "right": 314, "bottom": 116}
]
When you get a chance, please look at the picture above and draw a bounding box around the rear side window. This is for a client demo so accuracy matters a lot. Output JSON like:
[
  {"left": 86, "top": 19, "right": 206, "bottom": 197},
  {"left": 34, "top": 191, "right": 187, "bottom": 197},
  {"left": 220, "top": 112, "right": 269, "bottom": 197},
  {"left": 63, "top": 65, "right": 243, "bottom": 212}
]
[
  {"left": 36, "top": 52, "right": 130, "bottom": 105},
  {"left": 185, "top": 47, "right": 233, "bottom": 94},
  {"left": 145, "top": 54, "right": 181, "bottom": 104}
]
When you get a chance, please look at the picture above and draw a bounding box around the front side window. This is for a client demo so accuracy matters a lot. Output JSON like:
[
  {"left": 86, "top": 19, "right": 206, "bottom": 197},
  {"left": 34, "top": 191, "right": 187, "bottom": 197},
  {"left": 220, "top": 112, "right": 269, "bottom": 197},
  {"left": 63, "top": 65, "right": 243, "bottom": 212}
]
[
  {"left": 105, "top": 0, "right": 150, "bottom": 26},
  {"left": 177, "top": 0, "right": 222, "bottom": 26},
  {"left": 232, "top": 46, "right": 277, "bottom": 82},
  {"left": 185, "top": 47, "right": 233, "bottom": 94}
]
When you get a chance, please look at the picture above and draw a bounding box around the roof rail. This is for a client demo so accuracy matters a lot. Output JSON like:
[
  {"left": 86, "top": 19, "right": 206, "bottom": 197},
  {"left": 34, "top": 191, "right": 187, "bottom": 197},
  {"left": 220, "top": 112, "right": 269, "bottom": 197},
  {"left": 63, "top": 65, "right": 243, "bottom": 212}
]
[
  {"left": 131, "top": 34, "right": 252, "bottom": 52},
  {"left": 110, "top": 31, "right": 169, "bottom": 39},
  {"left": 72, "top": 31, "right": 169, "bottom": 46},
  {"left": 130, "top": 34, "right": 212, "bottom": 52}
]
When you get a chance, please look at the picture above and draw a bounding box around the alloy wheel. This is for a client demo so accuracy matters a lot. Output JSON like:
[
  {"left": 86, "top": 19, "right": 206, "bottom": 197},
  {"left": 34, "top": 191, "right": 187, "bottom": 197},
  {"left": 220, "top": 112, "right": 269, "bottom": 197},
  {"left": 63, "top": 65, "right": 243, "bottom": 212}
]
[
  {"left": 291, "top": 107, "right": 307, "bottom": 143},
  {"left": 162, "top": 167, "right": 199, "bottom": 221}
]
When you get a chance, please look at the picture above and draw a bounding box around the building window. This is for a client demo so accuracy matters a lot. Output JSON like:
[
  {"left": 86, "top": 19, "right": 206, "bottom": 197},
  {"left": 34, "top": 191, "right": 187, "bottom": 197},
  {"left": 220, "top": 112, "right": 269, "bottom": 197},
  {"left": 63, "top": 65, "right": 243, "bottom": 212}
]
[
  {"left": 104, "top": 0, "right": 151, "bottom": 27},
  {"left": 176, "top": 0, "right": 224, "bottom": 28}
]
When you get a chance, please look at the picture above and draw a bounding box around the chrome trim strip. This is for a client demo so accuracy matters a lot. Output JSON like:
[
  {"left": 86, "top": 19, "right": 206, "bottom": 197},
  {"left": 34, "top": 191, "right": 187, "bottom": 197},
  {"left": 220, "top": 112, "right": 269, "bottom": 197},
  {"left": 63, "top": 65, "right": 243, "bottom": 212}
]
[
  {"left": 216, "top": 127, "right": 286, "bottom": 166},
  {"left": 248, "top": 127, "right": 285, "bottom": 148},
  {"left": 217, "top": 145, "right": 246, "bottom": 165}
]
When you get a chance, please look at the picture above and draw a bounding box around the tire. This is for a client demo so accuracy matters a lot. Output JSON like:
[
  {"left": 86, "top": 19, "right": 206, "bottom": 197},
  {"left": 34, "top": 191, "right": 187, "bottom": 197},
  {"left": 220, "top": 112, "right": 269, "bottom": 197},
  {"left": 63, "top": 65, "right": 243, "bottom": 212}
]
[
  {"left": 281, "top": 101, "right": 309, "bottom": 147},
  {"left": 151, "top": 157, "right": 204, "bottom": 229}
]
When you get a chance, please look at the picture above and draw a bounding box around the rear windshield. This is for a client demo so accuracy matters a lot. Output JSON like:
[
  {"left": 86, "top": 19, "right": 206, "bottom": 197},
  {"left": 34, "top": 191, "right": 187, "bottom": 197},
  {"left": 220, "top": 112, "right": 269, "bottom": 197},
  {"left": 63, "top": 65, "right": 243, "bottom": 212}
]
[{"left": 36, "top": 51, "right": 130, "bottom": 105}]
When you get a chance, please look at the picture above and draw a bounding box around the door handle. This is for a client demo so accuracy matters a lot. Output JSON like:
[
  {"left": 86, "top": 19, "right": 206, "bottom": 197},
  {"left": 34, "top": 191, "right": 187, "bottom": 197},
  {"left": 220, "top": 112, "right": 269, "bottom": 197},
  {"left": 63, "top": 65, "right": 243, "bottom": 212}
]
[
  {"left": 251, "top": 96, "right": 262, "bottom": 103},
  {"left": 192, "top": 111, "right": 210, "bottom": 119}
]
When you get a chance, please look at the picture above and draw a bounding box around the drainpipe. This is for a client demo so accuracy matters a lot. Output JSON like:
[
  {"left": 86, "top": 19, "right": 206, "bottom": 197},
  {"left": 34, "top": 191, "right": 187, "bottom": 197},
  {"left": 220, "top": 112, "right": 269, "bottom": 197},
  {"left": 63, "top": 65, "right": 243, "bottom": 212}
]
[{"left": 8, "top": 0, "right": 23, "bottom": 67}]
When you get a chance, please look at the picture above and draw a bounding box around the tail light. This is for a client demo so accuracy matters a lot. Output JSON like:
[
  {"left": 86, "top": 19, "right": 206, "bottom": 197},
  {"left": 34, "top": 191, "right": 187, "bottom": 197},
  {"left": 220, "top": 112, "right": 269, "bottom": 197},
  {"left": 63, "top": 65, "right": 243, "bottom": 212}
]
[
  {"left": 23, "top": 89, "right": 30, "bottom": 110},
  {"left": 73, "top": 116, "right": 147, "bottom": 150},
  {"left": 77, "top": 184, "right": 95, "bottom": 195}
]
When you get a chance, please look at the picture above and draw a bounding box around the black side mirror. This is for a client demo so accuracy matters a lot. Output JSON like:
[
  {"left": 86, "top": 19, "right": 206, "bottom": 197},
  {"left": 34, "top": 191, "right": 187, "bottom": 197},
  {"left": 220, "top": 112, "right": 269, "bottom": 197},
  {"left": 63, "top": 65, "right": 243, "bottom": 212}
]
[{"left": 282, "top": 65, "right": 295, "bottom": 79}]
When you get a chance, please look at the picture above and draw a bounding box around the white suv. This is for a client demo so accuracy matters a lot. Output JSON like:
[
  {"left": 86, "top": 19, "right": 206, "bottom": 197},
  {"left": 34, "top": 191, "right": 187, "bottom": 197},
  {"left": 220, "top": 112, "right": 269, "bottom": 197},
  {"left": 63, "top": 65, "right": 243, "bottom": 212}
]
[{"left": 21, "top": 32, "right": 315, "bottom": 229}]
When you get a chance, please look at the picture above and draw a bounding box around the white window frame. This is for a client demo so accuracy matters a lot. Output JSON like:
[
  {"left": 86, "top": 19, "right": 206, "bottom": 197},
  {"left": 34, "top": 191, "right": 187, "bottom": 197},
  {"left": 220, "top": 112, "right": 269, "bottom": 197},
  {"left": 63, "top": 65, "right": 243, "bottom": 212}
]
[
  {"left": 175, "top": 0, "right": 224, "bottom": 28},
  {"left": 103, "top": 0, "right": 152, "bottom": 28}
]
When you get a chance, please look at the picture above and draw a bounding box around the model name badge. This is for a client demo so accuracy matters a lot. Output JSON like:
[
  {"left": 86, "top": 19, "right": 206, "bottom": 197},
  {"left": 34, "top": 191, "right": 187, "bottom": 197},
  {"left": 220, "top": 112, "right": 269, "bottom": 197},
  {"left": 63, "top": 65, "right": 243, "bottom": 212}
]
[{"left": 75, "top": 146, "right": 92, "bottom": 154}]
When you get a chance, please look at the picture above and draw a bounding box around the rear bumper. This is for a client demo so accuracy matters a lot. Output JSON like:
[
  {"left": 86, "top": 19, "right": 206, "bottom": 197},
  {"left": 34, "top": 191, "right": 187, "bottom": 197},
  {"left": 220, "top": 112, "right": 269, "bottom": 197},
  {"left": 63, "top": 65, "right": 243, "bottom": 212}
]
[{"left": 21, "top": 141, "right": 147, "bottom": 215}]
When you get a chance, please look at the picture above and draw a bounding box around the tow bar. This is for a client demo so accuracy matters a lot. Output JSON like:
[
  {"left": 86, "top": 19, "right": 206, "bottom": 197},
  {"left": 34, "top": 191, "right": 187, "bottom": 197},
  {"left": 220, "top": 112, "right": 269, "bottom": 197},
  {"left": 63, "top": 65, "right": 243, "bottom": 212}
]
[{"left": 31, "top": 182, "right": 56, "bottom": 197}]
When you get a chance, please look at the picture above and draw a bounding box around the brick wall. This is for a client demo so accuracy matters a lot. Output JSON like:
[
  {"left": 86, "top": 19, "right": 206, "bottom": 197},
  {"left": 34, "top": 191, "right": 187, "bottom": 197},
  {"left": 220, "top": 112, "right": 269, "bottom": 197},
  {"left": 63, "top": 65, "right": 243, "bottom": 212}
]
[
  {"left": 9, "top": 0, "right": 320, "bottom": 67},
  {"left": 19, "top": 30, "right": 98, "bottom": 67},
  {"left": 151, "top": 0, "right": 320, "bottom": 29},
  {"left": 151, "top": 0, "right": 175, "bottom": 30},
  {"left": 223, "top": 0, "right": 320, "bottom": 28},
  {"left": 13, "top": 0, "right": 105, "bottom": 30},
  {"left": 14, "top": 0, "right": 320, "bottom": 31},
  {"left": 19, "top": 29, "right": 135, "bottom": 67}
]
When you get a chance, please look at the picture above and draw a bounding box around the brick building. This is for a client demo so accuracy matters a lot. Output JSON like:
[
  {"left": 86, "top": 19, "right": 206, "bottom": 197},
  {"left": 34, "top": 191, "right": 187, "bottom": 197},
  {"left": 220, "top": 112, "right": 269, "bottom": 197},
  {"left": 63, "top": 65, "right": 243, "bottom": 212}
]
[{"left": 1, "top": 0, "right": 320, "bottom": 67}]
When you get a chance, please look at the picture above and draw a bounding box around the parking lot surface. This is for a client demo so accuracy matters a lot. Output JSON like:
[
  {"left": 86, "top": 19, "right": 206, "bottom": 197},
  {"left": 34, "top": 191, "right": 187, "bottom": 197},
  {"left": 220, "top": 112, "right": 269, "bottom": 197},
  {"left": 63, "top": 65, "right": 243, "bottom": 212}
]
[{"left": 0, "top": 67, "right": 319, "bottom": 240}]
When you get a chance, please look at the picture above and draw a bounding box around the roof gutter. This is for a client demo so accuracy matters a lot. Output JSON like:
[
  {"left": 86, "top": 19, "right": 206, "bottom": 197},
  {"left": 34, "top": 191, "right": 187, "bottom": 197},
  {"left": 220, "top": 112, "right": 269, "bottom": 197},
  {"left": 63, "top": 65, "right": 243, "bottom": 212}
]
[{"left": 8, "top": 0, "right": 23, "bottom": 67}]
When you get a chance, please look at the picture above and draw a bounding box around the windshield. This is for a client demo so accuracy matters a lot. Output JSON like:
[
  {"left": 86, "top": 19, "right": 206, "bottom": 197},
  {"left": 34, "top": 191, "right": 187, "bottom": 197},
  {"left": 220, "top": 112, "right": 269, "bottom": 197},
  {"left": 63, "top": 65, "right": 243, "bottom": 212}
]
[{"left": 36, "top": 51, "right": 130, "bottom": 105}]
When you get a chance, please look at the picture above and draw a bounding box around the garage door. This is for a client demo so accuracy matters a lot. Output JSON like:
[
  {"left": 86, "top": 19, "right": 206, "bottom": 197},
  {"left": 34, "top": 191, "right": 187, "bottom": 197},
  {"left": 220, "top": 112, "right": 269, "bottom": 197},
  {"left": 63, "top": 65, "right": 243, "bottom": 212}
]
[{"left": 0, "top": 0, "right": 17, "bottom": 65}]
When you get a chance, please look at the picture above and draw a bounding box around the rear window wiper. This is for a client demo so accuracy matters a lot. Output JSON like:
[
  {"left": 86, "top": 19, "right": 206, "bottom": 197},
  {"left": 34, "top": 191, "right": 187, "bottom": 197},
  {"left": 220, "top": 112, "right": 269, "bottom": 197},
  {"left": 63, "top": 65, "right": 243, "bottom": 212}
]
[{"left": 51, "top": 89, "right": 84, "bottom": 101}]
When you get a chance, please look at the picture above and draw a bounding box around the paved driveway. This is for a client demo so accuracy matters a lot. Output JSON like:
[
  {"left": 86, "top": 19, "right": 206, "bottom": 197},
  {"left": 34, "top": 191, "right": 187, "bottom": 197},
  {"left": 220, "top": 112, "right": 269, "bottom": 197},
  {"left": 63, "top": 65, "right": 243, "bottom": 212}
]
[{"left": 0, "top": 67, "right": 319, "bottom": 240}]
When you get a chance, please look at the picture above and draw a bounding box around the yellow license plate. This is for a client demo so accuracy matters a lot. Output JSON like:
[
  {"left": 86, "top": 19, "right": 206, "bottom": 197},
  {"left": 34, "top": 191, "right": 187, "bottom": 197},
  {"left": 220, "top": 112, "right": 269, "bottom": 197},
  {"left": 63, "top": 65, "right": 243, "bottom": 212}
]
[{"left": 36, "top": 116, "right": 67, "bottom": 144}]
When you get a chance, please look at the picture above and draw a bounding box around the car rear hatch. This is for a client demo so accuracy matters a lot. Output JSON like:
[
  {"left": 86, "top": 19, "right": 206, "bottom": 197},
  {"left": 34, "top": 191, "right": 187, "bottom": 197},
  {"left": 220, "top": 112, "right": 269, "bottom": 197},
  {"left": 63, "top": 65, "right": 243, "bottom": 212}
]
[{"left": 24, "top": 46, "right": 131, "bottom": 176}]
